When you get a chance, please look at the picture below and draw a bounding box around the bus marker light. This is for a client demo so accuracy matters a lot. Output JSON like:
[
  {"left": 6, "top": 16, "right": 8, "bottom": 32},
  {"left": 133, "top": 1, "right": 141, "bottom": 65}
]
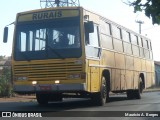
[
  {"left": 16, "top": 76, "right": 27, "bottom": 81},
  {"left": 55, "top": 80, "right": 60, "bottom": 84},
  {"left": 68, "top": 74, "right": 81, "bottom": 79},
  {"left": 74, "top": 60, "right": 82, "bottom": 65}
]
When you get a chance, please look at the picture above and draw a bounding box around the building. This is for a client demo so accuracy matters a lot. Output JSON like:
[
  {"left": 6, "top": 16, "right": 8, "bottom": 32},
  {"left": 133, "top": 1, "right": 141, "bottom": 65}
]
[{"left": 155, "top": 61, "right": 160, "bottom": 86}]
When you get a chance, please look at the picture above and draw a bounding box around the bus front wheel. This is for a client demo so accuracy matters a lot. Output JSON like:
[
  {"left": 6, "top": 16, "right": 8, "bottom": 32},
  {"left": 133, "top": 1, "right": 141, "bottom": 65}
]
[
  {"left": 36, "top": 93, "right": 49, "bottom": 105},
  {"left": 91, "top": 76, "right": 108, "bottom": 106}
]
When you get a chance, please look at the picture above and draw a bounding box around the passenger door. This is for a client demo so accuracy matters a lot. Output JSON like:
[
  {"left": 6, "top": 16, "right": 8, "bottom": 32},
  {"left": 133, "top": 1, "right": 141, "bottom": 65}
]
[{"left": 85, "top": 24, "right": 101, "bottom": 92}]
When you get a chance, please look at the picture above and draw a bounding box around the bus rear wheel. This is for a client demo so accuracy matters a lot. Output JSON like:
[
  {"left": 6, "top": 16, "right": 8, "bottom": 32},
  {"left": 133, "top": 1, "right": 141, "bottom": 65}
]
[
  {"left": 91, "top": 76, "right": 108, "bottom": 106},
  {"left": 127, "top": 77, "right": 143, "bottom": 99},
  {"left": 134, "top": 77, "right": 143, "bottom": 99},
  {"left": 127, "top": 90, "right": 134, "bottom": 99}
]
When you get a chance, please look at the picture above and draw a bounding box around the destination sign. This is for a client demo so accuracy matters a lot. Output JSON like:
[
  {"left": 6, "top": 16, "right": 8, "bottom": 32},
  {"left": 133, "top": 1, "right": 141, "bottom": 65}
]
[
  {"left": 32, "top": 11, "right": 62, "bottom": 20},
  {"left": 18, "top": 10, "right": 79, "bottom": 22}
]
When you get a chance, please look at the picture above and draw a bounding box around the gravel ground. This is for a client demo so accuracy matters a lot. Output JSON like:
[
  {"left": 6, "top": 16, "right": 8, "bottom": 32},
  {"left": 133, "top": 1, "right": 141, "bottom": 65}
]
[{"left": 0, "top": 95, "right": 36, "bottom": 102}]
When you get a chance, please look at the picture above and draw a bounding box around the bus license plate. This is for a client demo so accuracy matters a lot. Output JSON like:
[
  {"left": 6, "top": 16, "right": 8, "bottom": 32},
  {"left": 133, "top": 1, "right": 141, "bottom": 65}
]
[{"left": 39, "top": 85, "right": 52, "bottom": 91}]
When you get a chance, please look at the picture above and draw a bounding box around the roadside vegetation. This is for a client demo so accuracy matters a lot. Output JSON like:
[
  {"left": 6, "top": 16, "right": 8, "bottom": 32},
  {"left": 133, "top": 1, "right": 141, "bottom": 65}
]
[{"left": 0, "top": 67, "right": 13, "bottom": 97}]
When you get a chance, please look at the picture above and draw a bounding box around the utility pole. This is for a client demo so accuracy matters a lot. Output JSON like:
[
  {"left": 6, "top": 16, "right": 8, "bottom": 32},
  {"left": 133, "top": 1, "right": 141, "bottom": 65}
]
[{"left": 135, "top": 20, "right": 144, "bottom": 34}]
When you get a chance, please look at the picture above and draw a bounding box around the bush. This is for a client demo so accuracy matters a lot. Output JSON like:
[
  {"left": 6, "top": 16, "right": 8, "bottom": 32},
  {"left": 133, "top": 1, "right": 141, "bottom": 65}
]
[{"left": 0, "top": 67, "right": 13, "bottom": 97}]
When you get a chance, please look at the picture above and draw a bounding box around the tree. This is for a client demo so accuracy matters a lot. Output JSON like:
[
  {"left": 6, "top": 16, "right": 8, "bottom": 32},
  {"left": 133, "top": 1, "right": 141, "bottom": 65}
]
[
  {"left": 0, "top": 56, "right": 4, "bottom": 60},
  {"left": 123, "top": 0, "right": 160, "bottom": 25},
  {"left": 0, "top": 67, "right": 12, "bottom": 97}
]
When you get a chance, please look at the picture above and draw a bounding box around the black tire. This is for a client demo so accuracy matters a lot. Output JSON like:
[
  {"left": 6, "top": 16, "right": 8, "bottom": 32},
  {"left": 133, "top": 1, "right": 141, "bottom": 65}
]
[
  {"left": 36, "top": 93, "right": 48, "bottom": 105},
  {"left": 135, "top": 77, "right": 143, "bottom": 99},
  {"left": 127, "top": 77, "right": 143, "bottom": 99},
  {"left": 51, "top": 94, "right": 63, "bottom": 102},
  {"left": 91, "top": 76, "right": 107, "bottom": 106},
  {"left": 127, "top": 90, "right": 134, "bottom": 99},
  {"left": 140, "top": 77, "right": 144, "bottom": 93}
]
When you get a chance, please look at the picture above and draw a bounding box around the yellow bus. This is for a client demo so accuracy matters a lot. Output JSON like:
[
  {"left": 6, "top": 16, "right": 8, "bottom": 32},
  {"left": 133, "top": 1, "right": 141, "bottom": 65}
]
[{"left": 3, "top": 7, "right": 154, "bottom": 106}]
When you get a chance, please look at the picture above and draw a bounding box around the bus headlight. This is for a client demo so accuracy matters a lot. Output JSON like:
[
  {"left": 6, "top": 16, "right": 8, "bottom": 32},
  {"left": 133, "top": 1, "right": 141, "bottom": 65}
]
[{"left": 32, "top": 81, "right": 37, "bottom": 85}]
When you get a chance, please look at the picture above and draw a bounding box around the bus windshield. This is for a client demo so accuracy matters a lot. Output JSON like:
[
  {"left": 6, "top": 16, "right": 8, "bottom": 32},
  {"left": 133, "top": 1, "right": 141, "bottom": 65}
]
[{"left": 14, "top": 18, "right": 81, "bottom": 60}]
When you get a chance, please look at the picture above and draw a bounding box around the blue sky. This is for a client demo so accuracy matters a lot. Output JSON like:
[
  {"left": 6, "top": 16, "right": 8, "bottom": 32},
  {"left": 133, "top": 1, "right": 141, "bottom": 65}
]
[{"left": 0, "top": 0, "right": 160, "bottom": 61}]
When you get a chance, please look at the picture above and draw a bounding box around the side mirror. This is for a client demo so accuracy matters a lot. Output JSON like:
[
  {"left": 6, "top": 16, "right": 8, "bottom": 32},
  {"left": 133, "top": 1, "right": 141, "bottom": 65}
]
[
  {"left": 85, "top": 21, "right": 94, "bottom": 33},
  {"left": 3, "top": 27, "right": 8, "bottom": 43}
]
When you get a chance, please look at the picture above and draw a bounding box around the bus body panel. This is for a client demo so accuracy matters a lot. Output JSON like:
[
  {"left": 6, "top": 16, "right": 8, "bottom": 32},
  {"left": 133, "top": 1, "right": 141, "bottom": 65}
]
[{"left": 12, "top": 7, "right": 154, "bottom": 98}]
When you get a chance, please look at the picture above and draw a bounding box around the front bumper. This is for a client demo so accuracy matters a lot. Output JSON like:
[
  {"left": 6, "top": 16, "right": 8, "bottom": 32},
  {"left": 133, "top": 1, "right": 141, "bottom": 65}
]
[{"left": 13, "top": 83, "right": 86, "bottom": 93}]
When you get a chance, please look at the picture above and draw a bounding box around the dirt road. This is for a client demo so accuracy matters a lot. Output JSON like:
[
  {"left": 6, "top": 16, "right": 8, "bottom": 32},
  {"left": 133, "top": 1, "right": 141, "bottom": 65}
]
[{"left": 0, "top": 95, "right": 36, "bottom": 102}]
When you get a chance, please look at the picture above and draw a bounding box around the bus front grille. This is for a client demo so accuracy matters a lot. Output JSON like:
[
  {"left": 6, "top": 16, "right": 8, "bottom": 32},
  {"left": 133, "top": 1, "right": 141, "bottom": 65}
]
[{"left": 14, "top": 61, "right": 83, "bottom": 81}]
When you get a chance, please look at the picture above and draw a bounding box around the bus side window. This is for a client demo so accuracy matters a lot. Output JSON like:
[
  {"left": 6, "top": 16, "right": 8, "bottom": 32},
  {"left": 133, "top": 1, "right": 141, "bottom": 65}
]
[
  {"left": 149, "top": 42, "right": 152, "bottom": 50},
  {"left": 122, "top": 30, "right": 131, "bottom": 43},
  {"left": 100, "top": 21, "right": 111, "bottom": 36},
  {"left": 89, "top": 25, "right": 100, "bottom": 47},
  {"left": 143, "top": 39, "right": 150, "bottom": 59},
  {"left": 85, "top": 24, "right": 101, "bottom": 58},
  {"left": 131, "top": 34, "right": 138, "bottom": 45},
  {"left": 85, "top": 24, "right": 99, "bottom": 47},
  {"left": 112, "top": 25, "right": 122, "bottom": 40},
  {"left": 122, "top": 30, "right": 132, "bottom": 55},
  {"left": 143, "top": 39, "right": 148, "bottom": 49},
  {"left": 138, "top": 37, "right": 142, "bottom": 47}
]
